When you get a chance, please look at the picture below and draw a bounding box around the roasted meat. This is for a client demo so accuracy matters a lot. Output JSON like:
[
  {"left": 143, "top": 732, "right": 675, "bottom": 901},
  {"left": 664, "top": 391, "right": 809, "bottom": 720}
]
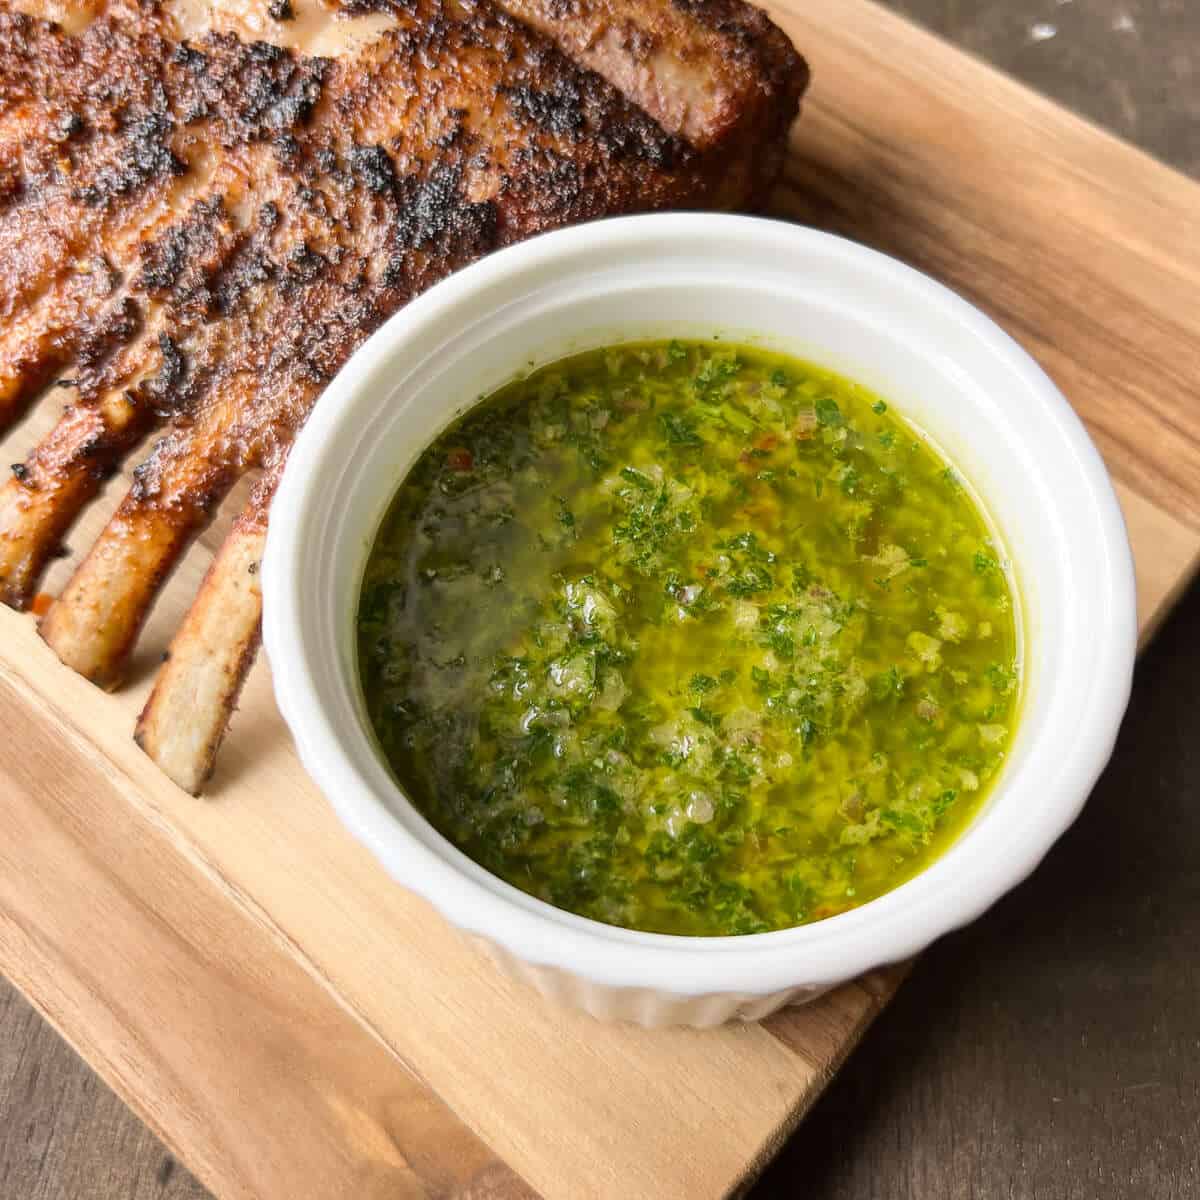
[{"left": 0, "top": 0, "right": 807, "bottom": 792}]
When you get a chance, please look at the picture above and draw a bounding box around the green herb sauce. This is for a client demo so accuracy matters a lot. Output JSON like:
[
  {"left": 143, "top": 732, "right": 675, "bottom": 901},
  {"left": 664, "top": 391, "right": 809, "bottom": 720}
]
[{"left": 357, "top": 340, "right": 1020, "bottom": 936}]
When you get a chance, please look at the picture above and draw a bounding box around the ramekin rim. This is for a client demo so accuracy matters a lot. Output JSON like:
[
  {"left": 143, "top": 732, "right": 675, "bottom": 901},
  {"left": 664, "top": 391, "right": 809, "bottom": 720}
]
[{"left": 262, "top": 213, "right": 1136, "bottom": 997}]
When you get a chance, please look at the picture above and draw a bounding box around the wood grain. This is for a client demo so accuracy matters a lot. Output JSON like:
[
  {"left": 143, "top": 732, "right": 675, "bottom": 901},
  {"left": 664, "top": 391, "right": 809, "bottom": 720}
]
[
  {"left": 0, "top": 982, "right": 207, "bottom": 1200},
  {"left": 2, "top": 1, "right": 1200, "bottom": 1198},
  {"left": 0, "top": 672, "right": 537, "bottom": 1200}
]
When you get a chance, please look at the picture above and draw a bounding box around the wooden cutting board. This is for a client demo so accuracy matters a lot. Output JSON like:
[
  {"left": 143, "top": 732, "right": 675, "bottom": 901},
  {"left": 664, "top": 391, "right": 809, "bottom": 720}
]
[{"left": 2, "top": 2, "right": 1199, "bottom": 1197}]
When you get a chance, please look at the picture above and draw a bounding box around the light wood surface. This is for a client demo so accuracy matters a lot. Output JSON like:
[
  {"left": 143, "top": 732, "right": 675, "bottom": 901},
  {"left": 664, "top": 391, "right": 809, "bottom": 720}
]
[{"left": 2, "top": 1, "right": 1199, "bottom": 1197}]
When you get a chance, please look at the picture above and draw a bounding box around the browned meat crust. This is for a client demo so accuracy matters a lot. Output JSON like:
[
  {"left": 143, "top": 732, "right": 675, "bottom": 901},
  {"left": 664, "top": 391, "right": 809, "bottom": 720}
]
[
  {"left": 486, "top": 0, "right": 806, "bottom": 150},
  {"left": 0, "top": 0, "right": 807, "bottom": 791}
]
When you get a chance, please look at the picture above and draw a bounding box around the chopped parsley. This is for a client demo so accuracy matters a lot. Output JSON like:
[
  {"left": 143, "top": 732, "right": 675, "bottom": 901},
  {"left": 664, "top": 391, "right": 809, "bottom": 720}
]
[{"left": 358, "top": 341, "right": 1020, "bottom": 937}]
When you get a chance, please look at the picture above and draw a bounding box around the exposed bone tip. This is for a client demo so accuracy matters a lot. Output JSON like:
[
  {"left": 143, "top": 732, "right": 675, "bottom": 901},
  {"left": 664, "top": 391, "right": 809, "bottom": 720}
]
[
  {"left": 134, "top": 718, "right": 213, "bottom": 797},
  {"left": 39, "top": 605, "right": 126, "bottom": 691}
]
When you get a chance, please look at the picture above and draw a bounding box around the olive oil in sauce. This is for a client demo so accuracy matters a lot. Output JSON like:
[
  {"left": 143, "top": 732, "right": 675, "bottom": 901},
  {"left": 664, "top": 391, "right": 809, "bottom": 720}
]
[{"left": 357, "top": 340, "right": 1020, "bottom": 936}]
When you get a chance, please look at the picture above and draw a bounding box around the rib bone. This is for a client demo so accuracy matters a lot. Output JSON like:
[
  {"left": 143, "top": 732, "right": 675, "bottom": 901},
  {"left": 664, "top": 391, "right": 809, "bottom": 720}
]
[
  {"left": 39, "top": 370, "right": 253, "bottom": 685},
  {"left": 135, "top": 469, "right": 276, "bottom": 794},
  {"left": 0, "top": 381, "right": 150, "bottom": 608}
]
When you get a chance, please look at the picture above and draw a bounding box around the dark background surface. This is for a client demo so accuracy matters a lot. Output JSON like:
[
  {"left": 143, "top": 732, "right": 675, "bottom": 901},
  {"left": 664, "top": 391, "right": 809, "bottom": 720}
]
[{"left": 2, "top": 2, "right": 1197, "bottom": 1197}]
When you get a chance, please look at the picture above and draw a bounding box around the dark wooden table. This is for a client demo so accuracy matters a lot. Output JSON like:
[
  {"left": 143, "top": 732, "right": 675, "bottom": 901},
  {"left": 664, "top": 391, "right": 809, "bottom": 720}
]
[{"left": 3, "top": 3, "right": 1197, "bottom": 1197}]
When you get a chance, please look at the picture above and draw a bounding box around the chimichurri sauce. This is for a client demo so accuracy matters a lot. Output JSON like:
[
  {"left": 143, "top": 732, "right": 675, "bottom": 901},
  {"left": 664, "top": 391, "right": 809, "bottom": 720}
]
[{"left": 358, "top": 341, "right": 1020, "bottom": 936}]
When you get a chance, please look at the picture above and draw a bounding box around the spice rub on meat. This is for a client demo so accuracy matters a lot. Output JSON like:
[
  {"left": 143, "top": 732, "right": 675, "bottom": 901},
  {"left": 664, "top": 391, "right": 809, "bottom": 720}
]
[{"left": 0, "top": 0, "right": 807, "bottom": 793}]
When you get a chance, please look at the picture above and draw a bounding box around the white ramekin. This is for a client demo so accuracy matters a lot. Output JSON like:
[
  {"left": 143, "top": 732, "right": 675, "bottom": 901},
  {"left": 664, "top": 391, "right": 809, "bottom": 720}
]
[{"left": 262, "top": 214, "right": 1136, "bottom": 1028}]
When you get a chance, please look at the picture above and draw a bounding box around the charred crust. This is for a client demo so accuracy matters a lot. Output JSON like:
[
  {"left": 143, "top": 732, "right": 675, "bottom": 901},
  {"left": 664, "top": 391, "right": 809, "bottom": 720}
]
[
  {"left": 282, "top": 242, "right": 329, "bottom": 291},
  {"left": 200, "top": 484, "right": 227, "bottom": 516},
  {"left": 350, "top": 145, "right": 399, "bottom": 194},
  {"left": 268, "top": 0, "right": 296, "bottom": 19},
  {"left": 129, "top": 458, "right": 156, "bottom": 501},
  {"left": 73, "top": 299, "right": 143, "bottom": 398},
  {"left": 143, "top": 334, "right": 187, "bottom": 415},
  {"left": 138, "top": 227, "right": 191, "bottom": 293},
  {"left": 136, "top": 196, "right": 226, "bottom": 299},
  {"left": 172, "top": 42, "right": 206, "bottom": 70},
  {"left": 273, "top": 133, "right": 301, "bottom": 163},
  {"left": 390, "top": 164, "right": 499, "bottom": 258},
  {"left": 503, "top": 150, "right": 588, "bottom": 221},
  {"left": 74, "top": 113, "right": 186, "bottom": 208},
  {"left": 212, "top": 246, "right": 273, "bottom": 316},
  {"left": 597, "top": 121, "right": 679, "bottom": 170},
  {"left": 503, "top": 81, "right": 585, "bottom": 137},
  {"left": 335, "top": 0, "right": 417, "bottom": 12},
  {"left": 501, "top": 68, "right": 685, "bottom": 169},
  {"left": 171, "top": 34, "right": 328, "bottom": 144},
  {"left": 433, "top": 115, "right": 467, "bottom": 150},
  {"left": 10, "top": 463, "right": 29, "bottom": 485},
  {"left": 53, "top": 112, "right": 85, "bottom": 143}
]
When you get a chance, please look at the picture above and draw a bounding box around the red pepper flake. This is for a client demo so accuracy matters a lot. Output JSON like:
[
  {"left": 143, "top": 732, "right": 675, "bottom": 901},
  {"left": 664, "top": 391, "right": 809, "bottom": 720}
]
[
  {"left": 445, "top": 448, "right": 473, "bottom": 471},
  {"left": 31, "top": 592, "right": 54, "bottom": 617},
  {"left": 753, "top": 433, "right": 778, "bottom": 453}
]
